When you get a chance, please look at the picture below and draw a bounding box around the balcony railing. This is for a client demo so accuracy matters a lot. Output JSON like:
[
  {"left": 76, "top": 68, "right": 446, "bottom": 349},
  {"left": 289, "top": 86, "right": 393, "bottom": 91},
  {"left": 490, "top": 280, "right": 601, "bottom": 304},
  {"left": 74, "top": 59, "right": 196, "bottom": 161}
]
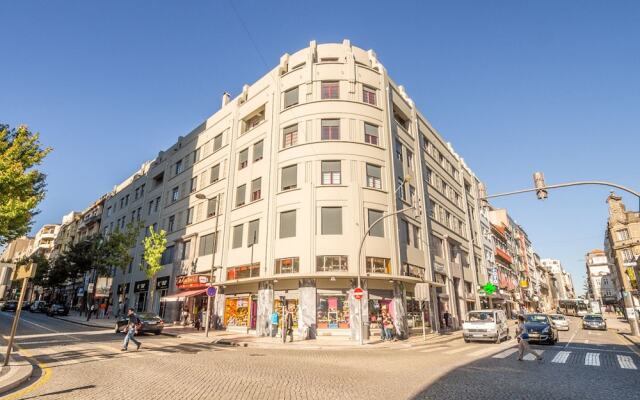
[{"left": 402, "top": 263, "right": 425, "bottom": 280}]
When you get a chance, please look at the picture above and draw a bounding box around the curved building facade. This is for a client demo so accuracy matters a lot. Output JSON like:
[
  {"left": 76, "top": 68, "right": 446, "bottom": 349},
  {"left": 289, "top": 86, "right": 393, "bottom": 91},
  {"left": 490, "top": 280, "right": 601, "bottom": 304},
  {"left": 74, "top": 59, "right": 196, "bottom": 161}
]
[{"left": 107, "top": 40, "right": 485, "bottom": 340}]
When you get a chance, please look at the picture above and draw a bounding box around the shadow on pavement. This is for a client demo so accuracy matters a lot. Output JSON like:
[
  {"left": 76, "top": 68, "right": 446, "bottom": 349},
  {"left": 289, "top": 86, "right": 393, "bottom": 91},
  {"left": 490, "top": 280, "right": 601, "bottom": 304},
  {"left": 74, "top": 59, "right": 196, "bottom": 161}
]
[{"left": 20, "top": 384, "right": 96, "bottom": 399}]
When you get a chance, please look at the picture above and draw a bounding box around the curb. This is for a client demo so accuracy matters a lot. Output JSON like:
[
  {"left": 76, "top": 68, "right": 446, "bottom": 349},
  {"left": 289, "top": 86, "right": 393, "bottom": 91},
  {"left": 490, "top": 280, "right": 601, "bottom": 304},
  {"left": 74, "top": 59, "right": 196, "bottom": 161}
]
[
  {"left": 619, "top": 332, "right": 640, "bottom": 350},
  {"left": 0, "top": 359, "right": 34, "bottom": 395},
  {"left": 51, "top": 316, "right": 178, "bottom": 338}
]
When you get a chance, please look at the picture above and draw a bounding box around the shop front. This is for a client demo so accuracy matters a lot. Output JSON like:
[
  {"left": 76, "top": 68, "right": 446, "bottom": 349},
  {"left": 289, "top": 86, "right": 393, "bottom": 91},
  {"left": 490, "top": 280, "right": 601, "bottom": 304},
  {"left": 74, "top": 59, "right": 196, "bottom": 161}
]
[
  {"left": 160, "top": 274, "right": 211, "bottom": 324},
  {"left": 316, "top": 289, "right": 350, "bottom": 332},
  {"left": 116, "top": 283, "right": 130, "bottom": 316},
  {"left": 133, "top": 280, "right": 149, "bottom": 312},
  {"left": 155, "top": 276, "right": 170, "bottom": 317},
  {"left": 223, "top": 281, "right": 259, "bottom": 333},
  {"left": 367, "top": 289, "right": 394, "bottom": 337}
]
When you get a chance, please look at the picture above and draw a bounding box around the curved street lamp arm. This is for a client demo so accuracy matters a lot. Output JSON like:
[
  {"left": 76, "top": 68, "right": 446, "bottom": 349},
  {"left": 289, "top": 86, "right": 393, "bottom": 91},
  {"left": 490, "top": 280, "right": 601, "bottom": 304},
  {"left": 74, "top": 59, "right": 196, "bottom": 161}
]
[{"left": 483, "top": 180, "right": 640, "bottom": 200}]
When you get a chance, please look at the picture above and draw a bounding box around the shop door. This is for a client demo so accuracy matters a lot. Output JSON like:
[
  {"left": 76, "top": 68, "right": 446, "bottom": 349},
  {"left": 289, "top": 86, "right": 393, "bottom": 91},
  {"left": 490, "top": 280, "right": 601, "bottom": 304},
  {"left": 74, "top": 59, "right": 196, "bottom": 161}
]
[
  {"left": 157, "top": 289, "right": 167, "bottom": 318},
  {"left": 135, "top": 292, "right": 147, "bottom": 312},
  {"left": 250, "top": 297, "right": 257, "bottom": 330}
]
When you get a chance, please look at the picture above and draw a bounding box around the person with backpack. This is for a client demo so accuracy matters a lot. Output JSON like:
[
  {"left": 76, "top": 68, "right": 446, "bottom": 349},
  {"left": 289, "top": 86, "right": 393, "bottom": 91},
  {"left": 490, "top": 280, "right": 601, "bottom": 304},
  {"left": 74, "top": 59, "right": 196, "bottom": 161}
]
[
  {"left": 121, "top": 307, "right": 142, "bottom": 351},
  {"left": 270, "top": 310, "right": 279, "bottom": 337},
  {"left": 516, "top": 315, "right": 542, "bottom": 361}
]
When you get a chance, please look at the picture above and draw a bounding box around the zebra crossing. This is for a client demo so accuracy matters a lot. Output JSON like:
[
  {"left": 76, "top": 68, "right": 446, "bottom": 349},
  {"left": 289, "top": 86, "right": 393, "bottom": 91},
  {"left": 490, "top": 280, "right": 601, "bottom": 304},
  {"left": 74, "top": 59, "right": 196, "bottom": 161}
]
[
  {"left": 491, "top": 347, "right": 638, "bottom": 370},
  {"left": 19, "top": 337, "right": 233, "bottom": 367}
]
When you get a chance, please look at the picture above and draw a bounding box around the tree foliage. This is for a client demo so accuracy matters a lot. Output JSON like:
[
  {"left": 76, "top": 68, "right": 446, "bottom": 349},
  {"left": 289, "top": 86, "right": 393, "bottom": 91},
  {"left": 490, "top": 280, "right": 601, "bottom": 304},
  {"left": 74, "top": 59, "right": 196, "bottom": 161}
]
[
  {"left": 143, "top": 226, "right": 167, "bottom": 279},
  {"left": 0, "top": 124, "right": 52, "bottom": 245},
  {"left": 105, "top": 221, "right": 143, "bottom": 272}
]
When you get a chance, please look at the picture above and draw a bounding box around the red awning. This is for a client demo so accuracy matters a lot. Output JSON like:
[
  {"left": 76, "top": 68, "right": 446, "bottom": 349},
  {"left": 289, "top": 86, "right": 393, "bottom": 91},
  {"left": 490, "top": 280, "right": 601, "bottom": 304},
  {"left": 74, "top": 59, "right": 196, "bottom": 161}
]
[{"left": 160, "top": 289, "right": 207, "bottom": 302}]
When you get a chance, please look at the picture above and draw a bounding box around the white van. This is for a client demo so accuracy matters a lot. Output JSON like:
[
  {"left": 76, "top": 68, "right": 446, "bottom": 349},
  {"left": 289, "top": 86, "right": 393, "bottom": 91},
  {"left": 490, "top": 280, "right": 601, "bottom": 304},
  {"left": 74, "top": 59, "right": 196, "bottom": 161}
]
[{"left": 462, "top": 309, "right": 509, "bottom": 343}]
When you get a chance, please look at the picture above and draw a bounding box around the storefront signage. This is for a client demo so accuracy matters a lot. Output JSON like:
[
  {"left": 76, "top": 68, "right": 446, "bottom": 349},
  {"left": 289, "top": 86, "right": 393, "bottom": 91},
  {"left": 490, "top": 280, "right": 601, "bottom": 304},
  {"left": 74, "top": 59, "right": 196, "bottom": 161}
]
[
  {"left": 156, "top": 276, "right": 170, "bottom": 290},
  {"left": 134, "top": 280, "right": 149, "bottom": 293},
  {"left": 175, "top": 274, "right": 210, "bottom": 290}
]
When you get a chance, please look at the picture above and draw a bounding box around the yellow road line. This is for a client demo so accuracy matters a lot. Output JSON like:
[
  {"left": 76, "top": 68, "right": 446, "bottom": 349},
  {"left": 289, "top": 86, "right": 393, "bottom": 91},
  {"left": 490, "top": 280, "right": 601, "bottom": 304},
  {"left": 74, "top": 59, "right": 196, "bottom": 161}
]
[{"left": 2, "top": 343, "right": 52, "bottom": 400}]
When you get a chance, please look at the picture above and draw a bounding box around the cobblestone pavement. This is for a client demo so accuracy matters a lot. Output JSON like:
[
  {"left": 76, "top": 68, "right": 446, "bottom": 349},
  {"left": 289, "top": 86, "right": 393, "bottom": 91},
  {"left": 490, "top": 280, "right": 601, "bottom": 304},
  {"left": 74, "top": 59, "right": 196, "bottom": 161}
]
[{"left": 1, "top": 311, "right": 638, "bottom": 400}]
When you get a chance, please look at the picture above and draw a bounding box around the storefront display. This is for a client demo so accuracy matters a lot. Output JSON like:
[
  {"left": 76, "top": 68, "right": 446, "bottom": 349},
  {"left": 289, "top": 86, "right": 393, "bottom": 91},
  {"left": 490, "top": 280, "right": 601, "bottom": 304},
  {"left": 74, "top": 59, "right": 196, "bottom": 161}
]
[
  {"left": 317, "top": 291, "right": 349, "bottom": 329},
  {"left": 274, "top": 298, "right": 298, "bottom": 329},
  {"left": 225, "top": 297, "right": 250, "bottom": 327},
  {"left": 368, "top": 290, "right": 394, "bottom": 330},
  {"left": 406, "top": 294, "right": 429, "bottom": 329}
]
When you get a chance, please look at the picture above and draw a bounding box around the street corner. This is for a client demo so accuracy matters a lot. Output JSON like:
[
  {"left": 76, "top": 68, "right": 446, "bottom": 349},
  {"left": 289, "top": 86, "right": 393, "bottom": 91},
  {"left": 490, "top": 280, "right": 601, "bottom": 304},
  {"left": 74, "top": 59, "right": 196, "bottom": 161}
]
[{"left": 0, "top": 351, "right": 35, "bottom": 396}]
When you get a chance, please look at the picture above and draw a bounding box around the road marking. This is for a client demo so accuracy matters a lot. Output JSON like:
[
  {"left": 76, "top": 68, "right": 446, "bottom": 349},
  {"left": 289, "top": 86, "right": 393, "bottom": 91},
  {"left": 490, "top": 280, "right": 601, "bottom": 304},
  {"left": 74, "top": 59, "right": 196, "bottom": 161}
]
[
  {"left": 563, "top": 330, "right": 578, "bottom": 349},
  {"left": 443, "top": 346, "right": 473, "bottom": 355},
  {"left": 564, "top": 346, "right": 634, "bottom": 354},
  {"left": 419, "top": 346, "right": 449, "bottom": 353},
  {"left": 523, "top": 349, "right": 544, "bottom": 361},
  {"left": 585, "top": 352, "right": 600, "bottom": 366},
  {"left": 551, "top": 351, "right": 570, "bottom": 364},
  {"left": 617, "top": 355, "right": 637, "bottom": 370},
  {"left": 492, "top": 348, "right": 518, "bottom": 359}
]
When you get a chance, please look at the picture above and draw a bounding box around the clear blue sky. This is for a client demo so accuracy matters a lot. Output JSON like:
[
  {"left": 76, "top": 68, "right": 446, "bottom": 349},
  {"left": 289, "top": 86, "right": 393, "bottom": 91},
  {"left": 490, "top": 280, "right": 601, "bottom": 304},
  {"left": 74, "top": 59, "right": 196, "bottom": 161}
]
[{"left": 2, "top": 1, "right": 639, "bottom": 294}]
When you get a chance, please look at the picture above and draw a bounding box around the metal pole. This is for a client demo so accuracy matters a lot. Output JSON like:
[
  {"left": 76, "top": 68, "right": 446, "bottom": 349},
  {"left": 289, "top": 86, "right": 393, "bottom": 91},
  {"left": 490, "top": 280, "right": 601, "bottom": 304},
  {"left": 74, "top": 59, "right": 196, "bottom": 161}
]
[
  {"left": 420, "top": 300, "right": 426, "bottom": 341},
  {"left": 3, "top": 277, "right": 29, "bottom": 367},
  {"left": 205, "top": 194, "right": 221, "bottom": 338}
]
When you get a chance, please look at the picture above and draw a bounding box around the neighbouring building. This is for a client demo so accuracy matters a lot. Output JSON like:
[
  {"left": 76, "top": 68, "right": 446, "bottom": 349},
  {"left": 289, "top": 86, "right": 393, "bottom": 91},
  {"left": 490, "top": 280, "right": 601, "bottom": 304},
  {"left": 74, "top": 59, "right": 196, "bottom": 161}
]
[
  {"left": 0, "top": 237, "right": 34, "bottom": 299},
  {"left": 585, "top": 249, "right": 618, "bottom": 311},
  {"left": 605, "top": 193, "right": 640, "bottom": 322},
  {"left": 541, "top": 258, "right": 575, "bottom": 301},
  {"left": 29, "top": 224, "right": 60, "bottom": 259}
]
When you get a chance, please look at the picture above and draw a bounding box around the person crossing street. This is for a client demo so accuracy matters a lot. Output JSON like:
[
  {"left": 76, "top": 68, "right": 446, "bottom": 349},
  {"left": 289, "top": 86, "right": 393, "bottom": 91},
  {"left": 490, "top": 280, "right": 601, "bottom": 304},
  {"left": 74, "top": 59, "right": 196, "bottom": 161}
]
[
  {"left": 516, "top": 315, "right": 542, "bottom": 361},
  {"left": 121, "top": 307, "right": 142, "bottom": 352}
]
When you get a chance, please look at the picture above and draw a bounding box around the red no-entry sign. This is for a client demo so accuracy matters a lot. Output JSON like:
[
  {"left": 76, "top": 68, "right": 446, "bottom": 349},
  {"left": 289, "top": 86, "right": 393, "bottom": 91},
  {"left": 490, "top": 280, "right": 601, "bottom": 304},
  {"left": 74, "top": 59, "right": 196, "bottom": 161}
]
[{"left": 354, "top": 287, "right": 364, "bottom": 300}]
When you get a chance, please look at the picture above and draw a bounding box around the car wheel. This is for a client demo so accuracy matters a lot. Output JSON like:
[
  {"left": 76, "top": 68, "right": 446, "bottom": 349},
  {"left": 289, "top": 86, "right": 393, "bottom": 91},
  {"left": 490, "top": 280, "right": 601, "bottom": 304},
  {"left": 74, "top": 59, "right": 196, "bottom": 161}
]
[
  {"left": 154, "top": 331, "right": 161, "bottom": 335},
  {"left": 464, "top": 338, "right": 470, "bottom": 343}
]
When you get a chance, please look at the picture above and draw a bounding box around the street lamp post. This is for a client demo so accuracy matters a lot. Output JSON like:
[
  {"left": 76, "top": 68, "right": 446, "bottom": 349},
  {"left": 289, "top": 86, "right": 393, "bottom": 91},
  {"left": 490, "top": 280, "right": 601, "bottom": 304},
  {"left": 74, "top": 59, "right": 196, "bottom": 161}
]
[
  {"left": 355, "top": 175, "right": 416, "bottom": 345},
  {"left": 195, "top": 193, "right": 221, "bottom": 338},
  {"left": 480, "top": 175, "right": 640, "bottom": 336}
]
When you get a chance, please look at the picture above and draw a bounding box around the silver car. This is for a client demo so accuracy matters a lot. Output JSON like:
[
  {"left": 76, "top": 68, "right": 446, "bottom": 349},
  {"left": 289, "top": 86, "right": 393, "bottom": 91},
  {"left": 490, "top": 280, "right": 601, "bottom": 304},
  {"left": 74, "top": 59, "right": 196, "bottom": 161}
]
[{"left": 549, "top": 314, "right": 569, "bottom": 331}]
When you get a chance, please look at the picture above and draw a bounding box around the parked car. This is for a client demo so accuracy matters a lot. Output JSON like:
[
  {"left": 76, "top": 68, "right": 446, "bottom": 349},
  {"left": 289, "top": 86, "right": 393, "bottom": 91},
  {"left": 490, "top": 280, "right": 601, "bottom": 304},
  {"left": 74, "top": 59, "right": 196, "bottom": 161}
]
[
  {"left": 1, "top": 300, "right": 18, "bottom": 312},
  {"left": 582, "top": 314, "right": 607, "bottom": 330},
  {"left": 463, "top": 309, "right": 509, "bottom": 343},
  {"left": 523, "top": 314, "right": 558, "bottom": 345},
  {"left": 47, "top": 303, "right": 70, "bottom": 316},
  {"left": 30, "top": 300, "right": 49, "bottom": 313},
  {"left": 115, "top": 312, "right": 164, "bottom": 335},
  {"left": 548, "top": 314, "right": 570, "bottom": 331}
]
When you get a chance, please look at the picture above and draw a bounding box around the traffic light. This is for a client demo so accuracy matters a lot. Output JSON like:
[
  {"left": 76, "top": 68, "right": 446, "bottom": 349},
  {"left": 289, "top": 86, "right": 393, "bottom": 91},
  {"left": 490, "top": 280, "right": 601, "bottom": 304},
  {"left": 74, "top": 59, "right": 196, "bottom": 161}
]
[{"left": 533, "top": 172, "right": 548, "bottom": 200}]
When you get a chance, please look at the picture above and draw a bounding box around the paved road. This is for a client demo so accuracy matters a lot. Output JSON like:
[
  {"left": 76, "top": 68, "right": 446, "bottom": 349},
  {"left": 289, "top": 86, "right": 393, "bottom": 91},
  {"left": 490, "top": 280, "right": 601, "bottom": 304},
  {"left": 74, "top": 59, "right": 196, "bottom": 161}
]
[{"left": 1, "top": 311, "right": 638, "bottom": 400}]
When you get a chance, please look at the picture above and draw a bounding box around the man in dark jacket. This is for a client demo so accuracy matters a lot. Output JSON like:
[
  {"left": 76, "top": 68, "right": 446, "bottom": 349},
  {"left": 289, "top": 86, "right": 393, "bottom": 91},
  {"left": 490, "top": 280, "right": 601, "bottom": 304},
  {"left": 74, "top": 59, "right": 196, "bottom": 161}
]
[
  {"left": 285, "top": 307, "right": 294, "bottom": 343},
  {"left": 121, "top": 308, "right": 142, "bottom": 351}
]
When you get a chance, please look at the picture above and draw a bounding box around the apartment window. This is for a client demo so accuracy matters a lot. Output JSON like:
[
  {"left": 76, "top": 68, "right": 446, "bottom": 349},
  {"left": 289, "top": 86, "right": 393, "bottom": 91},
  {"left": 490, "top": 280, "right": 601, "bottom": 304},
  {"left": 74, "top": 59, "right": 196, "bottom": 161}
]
[
  {"left": 134, "top": 188, "right": 140, "bottom": 200},
  {"left": 226, "top": 263, "right": 260, "bottom": 280},
  {"left": 281, "top": 164, "right": 297, "bottom": 190},
  {"left": 253, "top": 140, "right": 263, "bottom": 161},
  {"left": 179, "top": 240, "right": 190, "bottom": 260},
  {"left": 238, "top": 148, "right": 249, "bottom": 169},
  {"left": 366, "top": 257, "right": 390, "bottom": 274},
  {"left": 366, "top": 164, "right": 382, "bottom": 189},
  {"left": 247, "top": 219, "right": 259, "bottom": 246},
  {"left": 282, "top": 124, "right": 298, "bottom": 148},
  {"left": 210, "top": 164, "right": 220, "bottom": 183},
  {"left": 617, "top": 229, "right": 630, "bottom": 241},
  {"left": 160, "top": 245, "right": 175, "bottom": 265},
  {"left": 198, "top": 232, "right": 217, "bottom": 256},
  {"left": 167, "top": 215, "right": 175, "bottom": 232},
  {"left": 190, "top": 177, "right": 198, "bottom": 193},
  {"left": 171, "top": 186, "right": 180, "bottom": 202},
  {"left": 426, "top": 168, "right": 434, "bottom": 185},
  {"left": 244, "top": 107, "right": 265, "bottom": 132},
  {"left": 275, "top": 257, "right": 299, "bottom": 274},
  {"left": 147, "top": 201, "right": 153, "bottom": 215},
  {"left": 125, "top": 194, "right": 129, "bottom": 206},
  {"left": 368, "top": 209, "right": 384, "bottom": 237},
  {"left": 279, "top": 210, "right": 296, "bottom": 238},
  {"left": 321, "top": 207, "right": 342, "bottom": 235},
  {"left": 284, "top": 86, "right": 299, "bottom": 108},
  {"left": 153, "top": 172, "right": 164, "bottom": 188},
  {"left": 154, "top": 197, "right": 160, "bottom": 212},
  {"left": 431, "top": 234, "right": 444, "bottom": 258},
  {"left": 235, "top": 184, "right": 246, "bottom": 207},
  {"left": 395, "top": 140, "right": 403, "bottom": 161},
  {"left": 428, "top": 199, "right": 436, "bottom": 218},
  {"left": 412, "top": 224, "right": 421, "bottom": 249},
  {"left": 363, "top": 86, "right": 376, "bottom": 105},
  {"left": 321, "top": 81, "right": 339, "bottom": 99},
  {"left": 321, "top": 119, "right": 340, "bottom": 140},
  {"left": 120, "top": 198, "right": 124, "bottom": 208},
  {"left": 175, "top": 160, "right": 183, "bottom": 175},
  {"left": 232, "top": 224, "right": 243, "bottom": 248},
  {"left": 622, "top": 248, "right": 635, "bottom": 263},
  {"left": 213, "top": 133, "right": 223, "bottom": 151},
  {"left": 402, "top": 220, "right": 411, "bottom": 246},
  {"left": 186, "top": 207, "right": 194, "bottom": 225},
  {"left": 406, "top": 150, "right": 414, "bottom": 170},
  {"left": 251, "top": 178, "right": 262, "bottom": 201},
  {"left": 321, "top": 161, "right": 341, "bottom": 185},
  {"left": 408, "top": 184, "right": 416, "bottom": 202},
  {"left": 364, "top": 123, "right": 379, "bottom": 145},
  {"left": 316, "top": 255, "right": 348, "bottom": 272},
  {"left": 397, "top": 177, "right": 406, "bottom": 201},
  {"left": 193, "top": 148, "right": 201, "bottom": 163},
  {"left": 136, "top": 207, "right": 142, "bottom": 221},
  {"left": 107, "top": 206, "right": 112, "bottom": 217},
  {"left": 207, "top": 196, "right": 218, "bottom": 217}
]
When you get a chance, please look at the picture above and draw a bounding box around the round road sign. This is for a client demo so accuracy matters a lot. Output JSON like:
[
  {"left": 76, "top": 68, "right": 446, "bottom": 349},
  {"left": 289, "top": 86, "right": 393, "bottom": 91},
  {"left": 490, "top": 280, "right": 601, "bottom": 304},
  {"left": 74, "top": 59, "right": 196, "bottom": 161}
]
[
  {"left": 354, "top": 287, "right": 364, "bottom": 300},
  {"left": 206, "top": 286, "right": 217, "bottom": 297}
]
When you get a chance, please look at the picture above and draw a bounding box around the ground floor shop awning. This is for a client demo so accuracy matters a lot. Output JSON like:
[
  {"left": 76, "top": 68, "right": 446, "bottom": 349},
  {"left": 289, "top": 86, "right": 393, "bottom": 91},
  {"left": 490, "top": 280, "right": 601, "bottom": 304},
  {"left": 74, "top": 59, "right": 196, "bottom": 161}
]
[{"left": 160, "top": 289, "right": 207, "bottom": 302}]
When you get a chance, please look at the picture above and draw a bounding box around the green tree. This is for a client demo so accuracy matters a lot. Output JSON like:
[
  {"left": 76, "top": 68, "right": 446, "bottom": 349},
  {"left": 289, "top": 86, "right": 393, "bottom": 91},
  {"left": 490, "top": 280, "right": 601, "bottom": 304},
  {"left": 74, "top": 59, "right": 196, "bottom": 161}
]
[
  {"left": 46, "top": 255, "right": 71, "bottom": 293},
  {"left": 0, "top": 124, "right": 52, "bottom": 245},
  {"left": 143, "top": 226, "right": 167, "bottom": 311},
  {"left": 104, "top": 221, "right": 143, "bottom": 273}
]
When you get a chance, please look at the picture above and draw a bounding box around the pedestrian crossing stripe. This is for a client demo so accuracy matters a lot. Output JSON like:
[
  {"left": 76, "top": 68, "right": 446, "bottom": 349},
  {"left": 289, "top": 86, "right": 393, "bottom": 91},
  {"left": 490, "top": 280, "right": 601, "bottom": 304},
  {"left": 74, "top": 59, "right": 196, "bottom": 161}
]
[
  {"left": 617, "top": 355, "right": 638, "bottom": 370},
  {"left": 523, "top": 350, "right": 544, "bottom": 361},
  {"left": 492, "top": 348, "right": 519, "bottom": 359},
  {"left": 551, "top": 351, "right": 570, "bottom": 364},
  {"left": 585, "top": 352, "right": 600, "bottom": 366}
]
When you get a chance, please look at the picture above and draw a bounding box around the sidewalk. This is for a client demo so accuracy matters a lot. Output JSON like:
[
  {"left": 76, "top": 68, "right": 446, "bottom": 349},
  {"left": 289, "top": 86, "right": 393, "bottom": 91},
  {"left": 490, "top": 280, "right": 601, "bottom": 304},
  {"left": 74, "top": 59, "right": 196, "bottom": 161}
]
[
  {"left": 605, "top": 313, "right": 640, "bottom": 349},
  {"left": 0, "top": 347, "right": 34, "bottom": 396},
  {"left": 51, "top": 312, "right": 117, "bottom": 330}
]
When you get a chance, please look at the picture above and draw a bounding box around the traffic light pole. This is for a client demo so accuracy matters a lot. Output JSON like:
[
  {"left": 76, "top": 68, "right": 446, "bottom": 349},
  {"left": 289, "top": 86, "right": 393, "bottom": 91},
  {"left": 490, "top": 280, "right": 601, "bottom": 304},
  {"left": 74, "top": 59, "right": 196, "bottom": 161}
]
[{"left": 481, "top": 178, "right": 640, "bottom": 336}]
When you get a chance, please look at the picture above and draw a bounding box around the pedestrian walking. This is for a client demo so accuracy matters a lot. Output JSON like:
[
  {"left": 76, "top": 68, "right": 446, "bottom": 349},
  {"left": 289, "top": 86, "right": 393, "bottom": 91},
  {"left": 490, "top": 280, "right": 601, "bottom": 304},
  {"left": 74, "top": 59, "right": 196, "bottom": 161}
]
[
  {"left": 270, "top": 310, "right": 279, "bottom": 337},
  {"left": 443, "top": 310, "right": 451, "bottom": 330},
  {"left": 382, "top": 311, "right": 394, "bottom": 341},
  {"left": 121, "top": 308, "right": 142, "bottom": 351},
  {"left": 285, "top": 307, "right": 294, "bottom": 343},
  {"left": 86, "top": 303, "right": 97, "bottom": 321},
  {"left": 516, "top": 315, "right": 542, "bottom": 361}
]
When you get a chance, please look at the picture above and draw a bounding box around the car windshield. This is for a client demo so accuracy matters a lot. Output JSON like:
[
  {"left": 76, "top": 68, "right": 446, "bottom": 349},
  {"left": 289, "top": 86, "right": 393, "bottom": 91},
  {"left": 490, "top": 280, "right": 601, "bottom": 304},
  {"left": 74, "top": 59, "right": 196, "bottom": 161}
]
[
  {"left": 137, "top": 312, "right": 159, "bottom": 319},
  {"left": 526, "top": 314, "right": 549, "bottom": 323},
  {"left": 549, "top": 315, "right": 565, "bottom": 321},
  {"left": 584, "top": 315, "right": 603, "bottom": 321},
  {"left": 467, "top": 312, "right": 495, "bottom": 322}
]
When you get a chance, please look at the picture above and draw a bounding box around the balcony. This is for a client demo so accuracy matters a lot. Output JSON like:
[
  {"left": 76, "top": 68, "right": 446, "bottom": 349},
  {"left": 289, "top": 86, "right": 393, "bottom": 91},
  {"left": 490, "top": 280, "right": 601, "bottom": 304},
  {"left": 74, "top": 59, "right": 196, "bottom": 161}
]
[
  {"left": 402, "top": 263, "right": 425, "bottom": 280},
  {"left": 495, "top": 248, "right": 513, "bottom": 264}
]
